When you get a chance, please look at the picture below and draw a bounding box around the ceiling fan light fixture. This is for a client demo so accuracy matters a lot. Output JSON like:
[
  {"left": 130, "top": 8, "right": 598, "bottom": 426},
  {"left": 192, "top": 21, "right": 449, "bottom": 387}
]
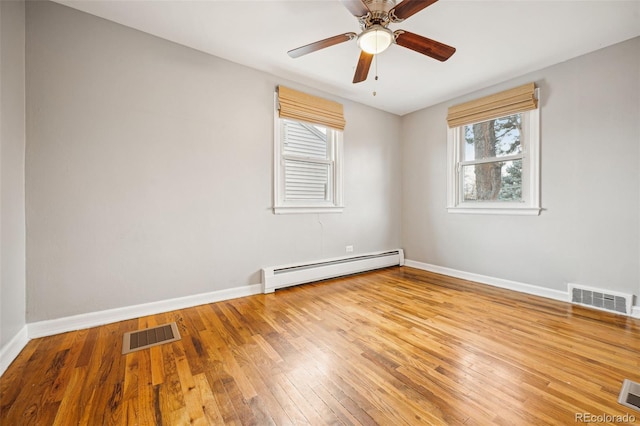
[{"left": 357, "top": 25, "right": 393, "bottom": 54}]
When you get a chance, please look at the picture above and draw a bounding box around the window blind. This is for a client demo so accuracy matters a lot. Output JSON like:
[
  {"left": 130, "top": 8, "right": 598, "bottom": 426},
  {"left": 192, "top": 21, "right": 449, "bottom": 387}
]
[
  {"left": 284, "top": 160, "right": 329, "bottom": 200},
  {"left": 282, "top": 120, "right": 330, "bottom": 201},
  {"left": 447, "top": 82, "right": 537, "bottom": 128},
  {"left": 278, "top": 85, "right": 346, "bottom": 130}
]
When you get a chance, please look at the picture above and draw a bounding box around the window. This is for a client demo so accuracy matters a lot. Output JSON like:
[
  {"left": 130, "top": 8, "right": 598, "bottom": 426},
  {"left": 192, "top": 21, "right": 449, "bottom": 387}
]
[
  {"left": 446, "top": 83, "right": 541, "bottom": 215},
  {"left": 274, "top": 86, "right": 344, "bottom": 214}
]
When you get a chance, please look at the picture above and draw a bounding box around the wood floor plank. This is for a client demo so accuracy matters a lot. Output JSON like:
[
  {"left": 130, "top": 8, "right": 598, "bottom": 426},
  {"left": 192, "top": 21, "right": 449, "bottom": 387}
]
[
  {"left": 2, "top": 266, "right": 640, "bottom": 425},
  {"left": 193, "top": 372, "right": 226, "bottom": 424},
  {"left": 275, "top": 371, "right": 327, "bottom": 424},
  {"left": 286, "top": 365, "right": 345, "bottom": 424},
  {"left": 133, "top": 343, "right": 159, "bottom": 425},
  {"left": 52, "top": 366, "right": 87, "bottom": 425},
  {"left": 0, "top": 338, "right": 39, "bottom": 416},
  {"left": 2, "top": 335, "right": 69, "bottom": 422},
  {"left": 44, "top": 330, "right": 91, "bottom": 405},
  {"left": 173, "top": 344, "right": 207, "bottom": 424},
  {"left": 123, "top": 350, "right": 140, "bottom": 402},
  {"left": 91, "top": 326, "right": 128, "bottom": 425}
]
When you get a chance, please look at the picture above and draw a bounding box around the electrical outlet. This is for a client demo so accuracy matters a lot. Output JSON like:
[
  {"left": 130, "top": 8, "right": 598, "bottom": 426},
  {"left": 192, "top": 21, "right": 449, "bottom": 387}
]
[{"left": 345, "top": 245, "right": 354, "bottom": 253}]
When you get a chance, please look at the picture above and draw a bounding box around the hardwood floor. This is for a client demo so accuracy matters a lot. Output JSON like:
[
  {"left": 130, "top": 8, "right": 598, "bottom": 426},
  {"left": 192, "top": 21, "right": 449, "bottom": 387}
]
[{"left": 1, "top": 266, "right": 639, "bottom": 425}]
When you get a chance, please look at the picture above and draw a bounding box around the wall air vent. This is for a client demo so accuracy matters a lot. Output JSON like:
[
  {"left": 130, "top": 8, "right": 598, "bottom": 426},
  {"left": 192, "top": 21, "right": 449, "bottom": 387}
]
[
  {"left": 619, "top": 379, "right": 640, "bottom": 412},
  {"left": 568, "top": 283, "right": 633, "bottom": 316}
]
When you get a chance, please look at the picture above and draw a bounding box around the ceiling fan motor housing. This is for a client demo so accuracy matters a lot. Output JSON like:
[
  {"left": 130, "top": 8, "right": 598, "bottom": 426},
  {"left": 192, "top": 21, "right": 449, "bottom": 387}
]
[
  {"left": 360, "top": 0, "right": 397, "bottom": 29},
  {"left": 364, "top": 0, "right": 397, "bottom": 13}
]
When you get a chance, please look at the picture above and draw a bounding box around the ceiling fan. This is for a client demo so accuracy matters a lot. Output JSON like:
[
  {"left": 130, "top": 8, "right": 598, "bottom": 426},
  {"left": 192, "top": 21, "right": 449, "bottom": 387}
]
[{"left": 287, "top": 0, "right": 456, "bottom": 84}]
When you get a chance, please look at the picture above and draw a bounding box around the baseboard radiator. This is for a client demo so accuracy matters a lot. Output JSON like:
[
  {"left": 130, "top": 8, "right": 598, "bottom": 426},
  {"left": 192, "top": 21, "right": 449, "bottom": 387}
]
[
  {"left": 568, "top": 283, "right": 633, "bottom": 316},
  {"left": 261, "top": 249, "right": 404, "bottom": 294}
]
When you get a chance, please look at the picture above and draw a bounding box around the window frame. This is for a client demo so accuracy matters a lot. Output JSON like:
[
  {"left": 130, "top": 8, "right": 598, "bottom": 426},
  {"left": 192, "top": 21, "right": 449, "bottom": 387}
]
[
  {"left": 273, "top": 106, "right": 344, "bottom": 215},
  {"left": 446, "top": 89, "right": 541, "bottom": 215}
]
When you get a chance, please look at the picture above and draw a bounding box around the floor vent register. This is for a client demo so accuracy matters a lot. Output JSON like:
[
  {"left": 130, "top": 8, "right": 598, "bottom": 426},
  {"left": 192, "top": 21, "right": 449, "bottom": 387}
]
[{"left": 122, "top": 322, "right": 181, "bottom": 354}]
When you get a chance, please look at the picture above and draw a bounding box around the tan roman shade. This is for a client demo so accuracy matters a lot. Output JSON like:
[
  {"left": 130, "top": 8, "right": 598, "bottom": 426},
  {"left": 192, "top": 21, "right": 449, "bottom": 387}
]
[
  {"left": 447, "top": 82, "right": 538, "bottom": 128},
  {"left": 277, "top": 85, "right": 346, "bottom": 130}
]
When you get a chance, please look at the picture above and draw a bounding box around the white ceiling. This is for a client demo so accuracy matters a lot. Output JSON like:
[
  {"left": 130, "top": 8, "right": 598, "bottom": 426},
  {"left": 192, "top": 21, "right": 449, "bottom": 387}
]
[{"left": 54, "top": 0, "right": 640, "bottom": 116}]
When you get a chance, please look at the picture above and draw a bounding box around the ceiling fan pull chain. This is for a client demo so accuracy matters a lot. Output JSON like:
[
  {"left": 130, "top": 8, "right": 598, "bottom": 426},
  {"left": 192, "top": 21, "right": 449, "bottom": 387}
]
[{"left": 373, "top": 54, "right": 379, "bottom": 96}]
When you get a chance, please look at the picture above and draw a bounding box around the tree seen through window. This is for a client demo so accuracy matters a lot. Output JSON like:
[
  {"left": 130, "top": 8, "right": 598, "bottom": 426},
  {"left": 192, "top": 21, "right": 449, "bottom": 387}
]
[{"left": 463, "top": 114, "right": 523, "bottom": 201}]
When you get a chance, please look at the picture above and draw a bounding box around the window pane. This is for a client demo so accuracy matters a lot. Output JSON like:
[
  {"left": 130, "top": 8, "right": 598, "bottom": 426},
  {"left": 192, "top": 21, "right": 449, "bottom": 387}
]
[
  {"left": 283, "top": 120, "right": 328, "bottom": 159},
  {"left": 463, "top": 159, "right": 522, "bottom": 201},
  {"left": 284, "top": 159, "right": 329, "bottom": 201},
  {"left": 463, "top": 114, "right": 522, "bottom": 161}
]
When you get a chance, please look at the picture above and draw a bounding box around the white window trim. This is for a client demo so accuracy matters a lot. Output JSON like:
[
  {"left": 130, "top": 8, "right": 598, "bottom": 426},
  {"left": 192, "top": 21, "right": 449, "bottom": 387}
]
[
  {"left": 273, "top": 98, "right": 344, "bottom": 215},
  {"left": 446, "top": 89, "right": 541, "bottom": 215}
]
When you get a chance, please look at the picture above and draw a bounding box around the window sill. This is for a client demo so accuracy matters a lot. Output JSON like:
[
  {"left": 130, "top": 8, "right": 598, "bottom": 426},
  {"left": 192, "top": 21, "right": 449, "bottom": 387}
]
[
  {"left": 273, "top": 206, "right": 344, "bottom": 215},
  {"left": 447, "top": 206, "right": 541, "bottom": 216}
]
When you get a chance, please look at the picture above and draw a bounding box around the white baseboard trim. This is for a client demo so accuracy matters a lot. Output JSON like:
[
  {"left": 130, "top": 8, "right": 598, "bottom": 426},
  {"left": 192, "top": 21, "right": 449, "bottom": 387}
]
[
  {"left": 0, "top": 325, "right": 29, "bottom": 377},
  {"left": 405, "top": 259, "right": 570, "bottom": 303},
  {"left": 28, "top": 284, "right": 262, "bottom": 339},
  {"left": 405, "top": 259, "right": 640, "bottom": 318}
]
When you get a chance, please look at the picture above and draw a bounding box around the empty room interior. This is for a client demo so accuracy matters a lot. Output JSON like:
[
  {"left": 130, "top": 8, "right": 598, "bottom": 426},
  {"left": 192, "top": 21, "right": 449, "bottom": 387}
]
[{"left": 2, "top": 0, "right": 640, "bottom": 424}]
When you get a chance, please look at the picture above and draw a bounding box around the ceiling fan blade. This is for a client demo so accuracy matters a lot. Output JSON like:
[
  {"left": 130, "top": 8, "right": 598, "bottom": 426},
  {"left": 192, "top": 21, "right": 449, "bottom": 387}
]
[
  {"left": 394, "top": 30, "right": 456, "bottom": 61},
  {"left": 341, "top": 0, "right": 370, "bottom": 17},
  {"left": 288, "top": 33, "right": 357, "bottom": 58},
  {"left": 353, "top": 51, "right": 374, "bottom": 83},
  {"left": 389, "top": 0, "right": 438, "bottom": 22}
]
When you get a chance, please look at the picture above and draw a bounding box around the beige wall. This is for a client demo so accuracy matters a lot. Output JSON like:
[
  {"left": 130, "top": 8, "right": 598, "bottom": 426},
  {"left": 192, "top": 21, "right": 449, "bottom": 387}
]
[
  {"left": 25, "top": 1, "right": 402, "bottom": 322},
  {"left": 402, "top": 37, "right": 640, "bottom": 297},
  {"left": 1, "top": 0, "right": 27, "bottom": 348}
]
